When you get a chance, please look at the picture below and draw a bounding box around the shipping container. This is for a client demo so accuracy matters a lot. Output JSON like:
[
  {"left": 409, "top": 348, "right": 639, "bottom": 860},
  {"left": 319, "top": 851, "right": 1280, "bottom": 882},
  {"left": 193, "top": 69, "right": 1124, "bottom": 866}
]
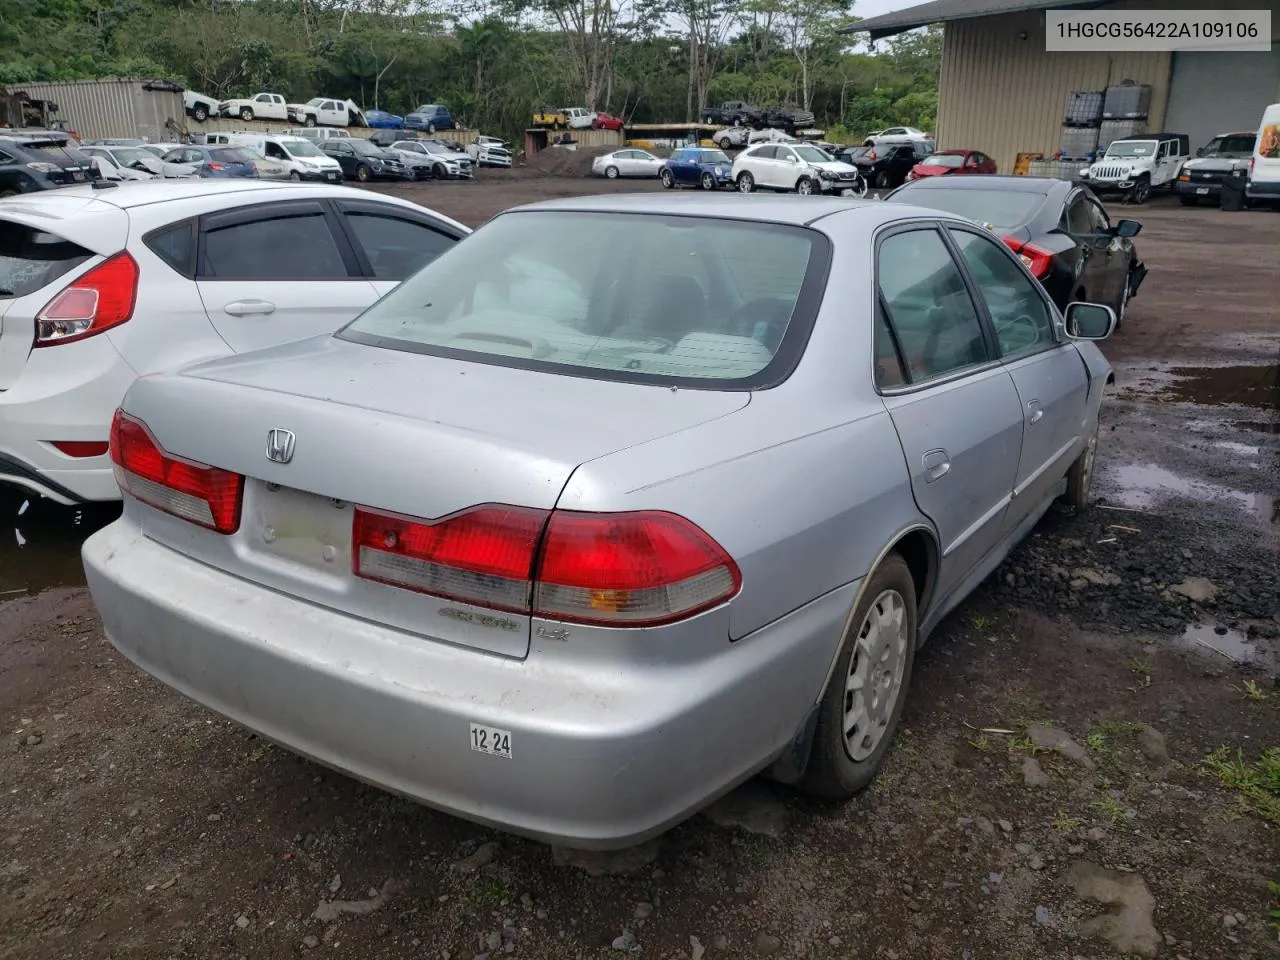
[
  {"left": 1102, "top": 82, "right": 1152, "bottom": 120},
  {"left": 1059, "top": 125, "right": 1100, "bottom": 158},
  {"left": 1, "top": 78, "right": 185, "bottom": 143},
  {"left": 1063, "top": 90, "right": 1104, "bottom": 126}
]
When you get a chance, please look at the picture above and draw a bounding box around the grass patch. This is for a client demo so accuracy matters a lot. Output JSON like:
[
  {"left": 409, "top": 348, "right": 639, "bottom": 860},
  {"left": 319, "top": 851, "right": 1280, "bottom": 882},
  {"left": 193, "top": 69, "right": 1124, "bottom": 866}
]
[
  {"left": 968, "top": 735, "right": 993, "bottom": 753},
  {"left": 1094, "top": 793, "right": 1131, "bottom": 823},
  {"left": 1084, "top": 731, "right": 1108, "bottom": 754},
  {"left": 1268, "top": 880, "right": 1280, "bottom": 933},
  {"left": 1051, "top": 811, "right": 1081, "bottom": 831},
  {"left": 1236, "top": 680, "right": 1270, "bottom": 702},
  {"left": 1201, "top": 747, "right": 1280, "bottom": 826}
]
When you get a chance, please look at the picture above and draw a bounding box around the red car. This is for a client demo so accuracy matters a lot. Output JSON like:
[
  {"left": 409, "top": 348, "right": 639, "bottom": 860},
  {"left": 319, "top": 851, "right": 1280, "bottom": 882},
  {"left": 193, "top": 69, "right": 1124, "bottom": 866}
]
[
  {"left": 593, "top": 112, "right": 624, "bottom": 131},
  {"left": 906, "top": 149, "right": 996, "bottom": 181}
]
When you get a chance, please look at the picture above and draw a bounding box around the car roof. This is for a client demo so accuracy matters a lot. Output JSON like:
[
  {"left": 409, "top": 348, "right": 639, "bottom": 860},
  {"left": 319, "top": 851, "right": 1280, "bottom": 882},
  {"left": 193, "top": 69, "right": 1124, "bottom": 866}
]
[
  {"left": 927, "top": 149, "right": 969, "bottom": 156},
  {"left": 892, "top": 175, "right": 1061, "bottom": 195},
  {"left": 1, "top": 179, "right": 376, "bottom": 211},
  {"left": 507, "top": 192, "right": 948, "bottom": 228}
]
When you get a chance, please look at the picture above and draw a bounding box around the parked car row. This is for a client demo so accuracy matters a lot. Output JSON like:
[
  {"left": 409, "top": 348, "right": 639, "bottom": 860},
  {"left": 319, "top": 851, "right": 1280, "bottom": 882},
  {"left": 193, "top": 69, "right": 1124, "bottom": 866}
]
[
  {"left": 181, "top": 88, "right": 463, "bottom": 133},
  {"left": 699, "top": 100, "right": 818, "bottom": 135}
]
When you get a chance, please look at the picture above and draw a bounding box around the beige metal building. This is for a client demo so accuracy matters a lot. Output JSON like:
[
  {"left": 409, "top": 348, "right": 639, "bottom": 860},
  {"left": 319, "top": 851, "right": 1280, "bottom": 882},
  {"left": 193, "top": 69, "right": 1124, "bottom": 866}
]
[
  {"left": 1, "top": 78, "right": 186, "bottom": 142},
  {"left": 846, "top": 0, "right": 1280, "bottom": 174}
]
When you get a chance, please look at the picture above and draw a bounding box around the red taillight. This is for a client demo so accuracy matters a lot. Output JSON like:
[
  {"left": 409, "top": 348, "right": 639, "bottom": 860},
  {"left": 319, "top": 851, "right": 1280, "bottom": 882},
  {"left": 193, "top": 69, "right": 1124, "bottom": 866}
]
[
  {"left": 50, "top": 440, "right": 110, "bottom": 458},
  {"left": 1001, "top": 236, "right": 1053, "bottom": 279},
  {"left": 535, "top": 511, "right": 741, "bottom": 626},
  {"left": 35, "top": 252, "right": 139, "bottom": 347},
  {"left": 109, "top": 409, "right": 244, "bottom": 534},
  {"left": 868, "top": 150, "right": 878, "bottom": 160},
  {"left": 206, "top": 161, "right": 225, "bottom": 171},
  {"left": 353, "top": 505, "right": 546, "bottom": 613},
  {"left": 352, "top": 505, "right": 741, "bottom": 627}
]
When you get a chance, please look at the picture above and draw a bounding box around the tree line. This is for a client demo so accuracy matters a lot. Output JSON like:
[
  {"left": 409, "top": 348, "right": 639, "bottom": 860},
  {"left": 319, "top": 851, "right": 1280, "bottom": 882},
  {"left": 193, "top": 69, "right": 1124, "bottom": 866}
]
[{"left": 0, "top": 0, "right": 941, "bottom": 144}]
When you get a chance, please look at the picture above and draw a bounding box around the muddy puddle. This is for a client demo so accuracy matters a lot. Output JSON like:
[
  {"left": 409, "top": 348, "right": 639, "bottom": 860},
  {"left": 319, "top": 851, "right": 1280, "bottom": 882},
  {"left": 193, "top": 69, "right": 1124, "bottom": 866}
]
[
  {"left": 1179, "top": 623, "right": 1277, "bottom": 672},
  {"left": 1154, "top": 363, "right": 1278, "bottom": 408},
  {"left": 0, "top": 492, "right": 119, "bottom": 598},
  {"left": 1107, "top": 462, "right": 1275, "bottom": 530}
]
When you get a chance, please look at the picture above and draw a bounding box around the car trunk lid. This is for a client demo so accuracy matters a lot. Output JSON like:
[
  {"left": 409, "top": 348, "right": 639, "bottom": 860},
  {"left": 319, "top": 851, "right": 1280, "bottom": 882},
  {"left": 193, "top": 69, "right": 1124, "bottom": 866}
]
[{"left": 120, "top": 335, "right": 750, "bottom": 658}]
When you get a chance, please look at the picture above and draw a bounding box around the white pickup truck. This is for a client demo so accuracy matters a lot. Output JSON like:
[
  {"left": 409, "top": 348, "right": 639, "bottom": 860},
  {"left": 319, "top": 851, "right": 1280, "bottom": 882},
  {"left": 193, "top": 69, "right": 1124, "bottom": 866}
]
[
  {"left": 285, "top": 97, "right": 352, "bottom": 127},
  {"left": 561, "top": 107, "right": 595, "bottom": 130},
  {"left": 218, "top": 92, "right": 289, "bottom": 122}
]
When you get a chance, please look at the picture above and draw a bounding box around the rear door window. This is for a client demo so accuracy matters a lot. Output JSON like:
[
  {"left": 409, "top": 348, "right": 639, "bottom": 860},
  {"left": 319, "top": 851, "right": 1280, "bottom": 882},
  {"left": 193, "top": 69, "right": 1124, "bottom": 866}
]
[
  {"left": 0, "top": 221, "right": 93, "bottom": 299},
  {"left": 200, "top": 210, "right": 350, "bottom": 280}
]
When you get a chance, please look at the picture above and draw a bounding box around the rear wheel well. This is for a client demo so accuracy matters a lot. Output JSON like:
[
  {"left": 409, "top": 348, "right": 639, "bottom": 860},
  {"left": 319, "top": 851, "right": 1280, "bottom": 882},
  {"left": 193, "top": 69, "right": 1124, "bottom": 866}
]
[{"left": 891, "top": 530, "right": 936, "bottom": 613}]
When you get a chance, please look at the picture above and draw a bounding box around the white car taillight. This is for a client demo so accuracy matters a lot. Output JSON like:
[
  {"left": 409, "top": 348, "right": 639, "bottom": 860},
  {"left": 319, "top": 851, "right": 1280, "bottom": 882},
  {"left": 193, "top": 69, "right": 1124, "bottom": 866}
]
[{"left": 35, "top": 252, "right": 139, "bottom": 346}]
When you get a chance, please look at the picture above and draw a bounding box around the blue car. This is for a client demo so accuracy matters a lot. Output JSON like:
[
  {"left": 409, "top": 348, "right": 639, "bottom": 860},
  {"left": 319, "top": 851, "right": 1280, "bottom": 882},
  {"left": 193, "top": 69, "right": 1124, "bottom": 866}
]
[
  {"left": 364, "top": 110, "right": 405, "bottom": 129},
  {"left": 405, "top": 104, "right": 456, "bottom": 133},
  {"left": 660, "top": 147, "right": 734, "bottom": 190},
  {"left": 160, "top": 145, "right": 258, "bottom": 179}
]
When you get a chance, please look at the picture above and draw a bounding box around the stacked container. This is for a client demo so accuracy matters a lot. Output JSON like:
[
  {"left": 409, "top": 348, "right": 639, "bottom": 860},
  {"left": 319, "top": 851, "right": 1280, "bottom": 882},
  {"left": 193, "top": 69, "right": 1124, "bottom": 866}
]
[
  {"left": 1060, "top": 89, "right": 1103, "bottom": 163},
  {"left": 1098, "top": 118, "right": 1149, "bottom": 152},
  {"left": 1097, "top": 82, "right": 1151, "bottom": 152}
]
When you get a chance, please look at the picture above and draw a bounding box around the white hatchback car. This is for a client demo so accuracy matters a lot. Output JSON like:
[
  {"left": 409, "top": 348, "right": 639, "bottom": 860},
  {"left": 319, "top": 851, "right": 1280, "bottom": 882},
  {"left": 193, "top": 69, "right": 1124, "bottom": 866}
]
[
  {"left": 732, "top": 142, "right": 864, "bottom": 196},
  {"left": 0, "top": 180, "right": 467, "bottom": 505}
]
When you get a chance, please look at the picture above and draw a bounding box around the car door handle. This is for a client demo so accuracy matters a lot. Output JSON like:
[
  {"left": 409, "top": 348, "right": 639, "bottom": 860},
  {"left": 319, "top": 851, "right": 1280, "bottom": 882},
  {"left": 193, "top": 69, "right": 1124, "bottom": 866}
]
[
  {"left": 223, "top": 300, "right": 276, "bottom": 317},
  {"left": 1027, "top": 400, "right": 1045, "bottom": 424},
  {"left": 922, "top": 449, "right": 951, "bottom": 482}
]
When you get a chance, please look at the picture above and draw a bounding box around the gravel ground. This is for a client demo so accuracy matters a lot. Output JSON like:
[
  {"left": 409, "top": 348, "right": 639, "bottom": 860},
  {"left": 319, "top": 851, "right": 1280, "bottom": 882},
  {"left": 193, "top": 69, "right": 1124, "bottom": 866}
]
[{"left": 2, "top": 184, "right": 1278, "bottom": 960}]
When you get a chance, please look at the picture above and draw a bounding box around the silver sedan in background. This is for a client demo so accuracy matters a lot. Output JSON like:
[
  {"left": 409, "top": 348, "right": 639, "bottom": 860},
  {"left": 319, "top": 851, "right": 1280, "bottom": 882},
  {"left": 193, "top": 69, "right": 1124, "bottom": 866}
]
[
  {"left": 83, "top": 194, "right": 1117, "bottom": 850},
  {"left": 591, "top": 147, "right": 664, "bottom": 179}
]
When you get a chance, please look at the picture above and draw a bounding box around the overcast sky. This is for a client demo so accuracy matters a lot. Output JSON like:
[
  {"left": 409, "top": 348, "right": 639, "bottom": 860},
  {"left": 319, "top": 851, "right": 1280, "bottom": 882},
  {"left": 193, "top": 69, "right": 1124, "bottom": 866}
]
[{"left": 854, "top": 0, "right": 917, "bottom": 24}]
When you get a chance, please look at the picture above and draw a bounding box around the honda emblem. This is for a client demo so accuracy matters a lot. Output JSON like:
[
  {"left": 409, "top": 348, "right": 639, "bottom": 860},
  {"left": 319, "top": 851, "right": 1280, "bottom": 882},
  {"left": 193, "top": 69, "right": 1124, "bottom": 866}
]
[{"left": 266, "top": 428, "right": 296, "bottom": 464}]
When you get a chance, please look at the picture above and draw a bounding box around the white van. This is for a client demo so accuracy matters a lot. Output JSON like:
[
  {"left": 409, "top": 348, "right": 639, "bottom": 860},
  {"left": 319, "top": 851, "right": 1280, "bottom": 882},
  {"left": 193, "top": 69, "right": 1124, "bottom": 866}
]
[
  {"left": 225, "top": 133, "right": 344, "bottom": 182},
  {"left": 1247, "top": 102, "right": 1280, "bottom": 207},
  {"left": 285, "top": 127, "right": 351, "bottom": 143}
]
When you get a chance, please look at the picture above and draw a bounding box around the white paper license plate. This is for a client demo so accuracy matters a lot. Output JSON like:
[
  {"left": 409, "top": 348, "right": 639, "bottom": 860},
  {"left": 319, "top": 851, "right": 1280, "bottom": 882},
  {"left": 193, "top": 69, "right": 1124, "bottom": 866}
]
[
  {"left": 469, "top": 723, "right": 512, "bottom": 759},
  {"left": 1196, "top": 187, "right": 1210, "bottom": 195},
  {"left": 326, "top": 172, "right": 339, "bottom": 180}
]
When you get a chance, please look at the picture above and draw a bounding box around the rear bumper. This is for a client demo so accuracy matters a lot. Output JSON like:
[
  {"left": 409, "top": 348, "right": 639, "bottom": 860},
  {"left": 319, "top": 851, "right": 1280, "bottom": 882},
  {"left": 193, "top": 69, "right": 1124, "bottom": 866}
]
[
  {"left": 1245, "top": 179, "right": 1280, "bottom": 198},
  {"left": 298, "top": 170, "right": 343, "bottom": 183},
  {"left": 0, "top": 335, "right": 135, "bottom": 504},
  {"left": 83, "top": 520, "right": 854, "bottom": 848}
]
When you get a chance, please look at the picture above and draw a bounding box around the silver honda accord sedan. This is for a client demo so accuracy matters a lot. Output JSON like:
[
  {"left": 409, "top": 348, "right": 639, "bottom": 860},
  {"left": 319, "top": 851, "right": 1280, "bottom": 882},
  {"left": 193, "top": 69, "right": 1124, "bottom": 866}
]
[{"left": 82, "top": 193, "right": 1117, "bottom": 849}]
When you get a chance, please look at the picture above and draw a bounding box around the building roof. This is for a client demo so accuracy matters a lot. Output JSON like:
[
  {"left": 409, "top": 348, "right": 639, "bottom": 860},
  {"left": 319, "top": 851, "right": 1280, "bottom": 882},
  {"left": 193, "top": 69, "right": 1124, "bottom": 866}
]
[{"left": 842, "top": 0, "right": 1103, "bottom": 40}]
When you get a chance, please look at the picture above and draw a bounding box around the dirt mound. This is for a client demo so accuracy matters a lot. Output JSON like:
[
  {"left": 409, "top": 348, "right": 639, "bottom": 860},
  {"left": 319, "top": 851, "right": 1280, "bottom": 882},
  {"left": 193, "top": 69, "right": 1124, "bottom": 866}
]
[{"left": 522, "top": 144, "right": 620, "bottom": 178}]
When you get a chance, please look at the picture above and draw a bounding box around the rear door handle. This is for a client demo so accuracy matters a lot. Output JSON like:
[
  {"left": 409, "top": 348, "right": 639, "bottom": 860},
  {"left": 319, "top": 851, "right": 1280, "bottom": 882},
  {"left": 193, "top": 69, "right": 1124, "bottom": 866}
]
[
  {"left": 922, "top": 449, "right": 951, "bottom": 482},
  {"left": 223, "top": 300, "right": 276, "bottom": 317},
  {"left": 1027, "top": 400, "right": 1044, "bottom": 424}
]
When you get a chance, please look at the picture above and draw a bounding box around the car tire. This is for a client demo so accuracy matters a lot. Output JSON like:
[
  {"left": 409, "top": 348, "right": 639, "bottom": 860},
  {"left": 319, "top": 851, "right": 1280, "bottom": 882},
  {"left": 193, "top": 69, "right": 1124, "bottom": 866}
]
[
  {"left": 192, "top": 105, "right": 209, "bottom": 123},
  {"left": 864, "top": 138, "right": 876, "bottom": 147},
  {"left": 427, "top": 123, "right": 436, "bottom": 134},
  {"left": 802, "top": 553, "right": 918, "bottom": 799},
  {"left": 0, "top": 188, "right": 17, "bottom": 198},
  {"left": 289, "top": 171, "right": 302, "bottom": 182},
  {"left": 433, "top": 163, "right": 447, "bottom": 179},
  {"left": 305, "top": 116, "right": 317, "bottom": 128},
  {"left": 660, "top": 169, "right": 675, "bottom": 189},
  {"left": 605, "top": 165, "right": 619, "bottom": 179},
  {"left": 875, "top": 170, "right": 891, "bottom": 189},
  {"left": 736, "top": 171, "right": 755, "bottom": 193},
  {"left": 732, "top": 117, "right": 742, "bottom": 127},
  {"left": 700, "top": 171, "right": 716, "bottom": 190},
  {"left": 1179, "top": 195, "right": 1198, "bottom": 206},
  {"left": 1061, "top": 413, "right": 1100, "bottom": 510},
  {"left": 1130, "top": 176, "right": 1151, "bottom": 205},
  {"left": 355, "top": 164, "right": 371, "bottom": 183},
  {"left": 239, "top": 107, "right": 254, "bottom": 122},
  {"left": 796, "top": 177, "right": 815, "bottom": 196},
  {"left": 718, "top": 137, "right": 732, "bottom": 150}
]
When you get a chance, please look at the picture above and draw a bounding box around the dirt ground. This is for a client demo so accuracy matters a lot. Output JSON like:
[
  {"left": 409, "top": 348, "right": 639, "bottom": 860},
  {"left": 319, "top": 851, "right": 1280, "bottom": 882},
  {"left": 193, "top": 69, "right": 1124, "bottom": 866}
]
[{"left": 2, "top": 178, "right": 1278, "bottom": 960}]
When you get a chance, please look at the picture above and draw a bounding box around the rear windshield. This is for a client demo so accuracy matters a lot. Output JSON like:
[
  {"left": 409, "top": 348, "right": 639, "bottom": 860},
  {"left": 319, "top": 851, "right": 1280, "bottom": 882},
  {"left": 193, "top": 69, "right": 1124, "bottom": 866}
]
[
  {"left": 0, "top": 221, "right": 93, "bottom": 299},
  {"left": 924, "top": 154, "right": 966, "bottom": 168},
  {"left": 338, "top": 211, "right": 828, "bottom": 389},
  {"left": 19, "top": 141, "right": 86, "bottom": 166},
  {"left": 889, "top": 186, "right": 1045, "bottom": 229},
  {"left": 210, "top": 148, "right": 252, "bottom": 163}
]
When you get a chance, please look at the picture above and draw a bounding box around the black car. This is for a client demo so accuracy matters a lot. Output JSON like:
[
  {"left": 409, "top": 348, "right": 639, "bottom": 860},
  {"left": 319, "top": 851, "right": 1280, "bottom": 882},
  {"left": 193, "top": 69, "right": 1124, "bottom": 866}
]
[
  {"left": 760, "top": 106, "right": 815, "bottom": 134},
  {"left": 835, "top": 143, "right": 929, "bottom": 190},
  {"left": 0, "top": 133, "right": 100, "bottom": 197},
  {"left": 321, "top": 138, "right": 411, "bottom": 182},
  {"left": 1176, "top": 131, "right": 1255, "bottom": 206},
  {"left": 885, "top": 175, "right": 1146, "bottom": 326}
]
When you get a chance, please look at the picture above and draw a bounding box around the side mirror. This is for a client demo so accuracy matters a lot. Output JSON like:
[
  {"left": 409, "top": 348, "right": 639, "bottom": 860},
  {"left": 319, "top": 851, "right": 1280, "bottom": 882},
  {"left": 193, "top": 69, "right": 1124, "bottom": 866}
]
[
  {"left": 1114, "top": 219, "right": 1141, "bottom": 238},
  {"left": 1064, "top": 302, "right": 1116, "bottom": 341}
]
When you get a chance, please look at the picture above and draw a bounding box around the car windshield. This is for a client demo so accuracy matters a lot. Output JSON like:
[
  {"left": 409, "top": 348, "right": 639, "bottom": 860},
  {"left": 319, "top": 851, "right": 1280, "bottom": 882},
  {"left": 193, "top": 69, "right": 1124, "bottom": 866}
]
[
  {"left": 924, "top": 154, "right": 966, "bottom": 168},
  {"left": 338, "top": 211, "right": 824, "bottom": 387},
  {"left": 394, "top": 142, "right": 424, "bottom": 153},
  {"left": 307, "top": 98, "right": 326, "bottom": 107},
  {"left": 889, "top": 186, "right": 1045, "bottom": 229},
  {"left": 350, "top": 140, "right": 383, "bottom": 156},
  {"left": 109, "top": 147, "right": 154, "bottom": 166},
  {"left": 1201, "top": 135, "right": 1255, "bottom": 157},
  {"left": 697, "top": 150, "right": 731, "bottom": 165},
  {"left": 282, "top": 139, "right": 323, "bottom": 158},
  {"left": 140, "top": 145, "right": 167, "bottom": 157},
  {"left": 210, "top": 148, "right": 252, "bottom": 163},
  {"left": 1105, "top": 141, "right": 1155, "bottom": 158},
  {"left": 415, "top": 105, "right": 440, "bottom": 113},
  {"left": 794, "top": 146, "right": 832, "bottom": 163}
]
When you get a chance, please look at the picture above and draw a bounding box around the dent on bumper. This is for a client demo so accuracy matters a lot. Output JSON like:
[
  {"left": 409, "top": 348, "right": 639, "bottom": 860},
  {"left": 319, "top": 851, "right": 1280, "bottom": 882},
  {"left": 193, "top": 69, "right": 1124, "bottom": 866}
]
[{"left": 82, "top": 521, "right": 855, "bottom": 848}]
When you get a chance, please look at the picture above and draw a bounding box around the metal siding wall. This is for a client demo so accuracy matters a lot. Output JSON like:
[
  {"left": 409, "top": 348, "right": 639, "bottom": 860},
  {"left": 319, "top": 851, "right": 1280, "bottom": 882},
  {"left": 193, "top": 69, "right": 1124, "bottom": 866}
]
[
  {"left": 1165, "top": 50, "right": 1280, "bottom": 150},
  {"left": 2, "top": 79, "right": 184, "bottom": 142},
  {"left": 936, "top": 0, "right": 1280, "bottom": 174}
]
